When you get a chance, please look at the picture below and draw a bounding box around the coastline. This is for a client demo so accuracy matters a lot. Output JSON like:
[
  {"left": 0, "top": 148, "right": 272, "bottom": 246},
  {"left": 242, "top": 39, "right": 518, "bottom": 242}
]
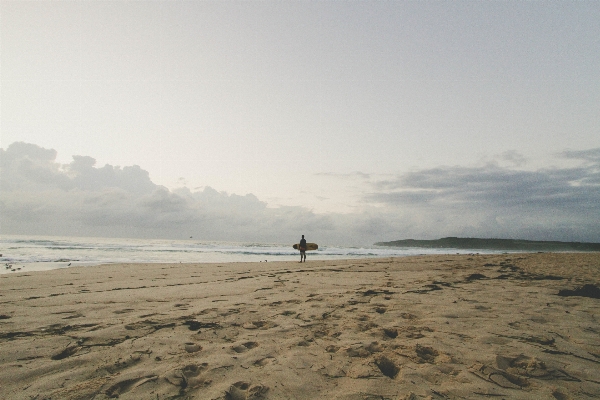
[
  {"left": 1, "top": 253, "right": 599, "bottom": 399},
  {"left": 1, "top": 234, "right": 534, "bottom": 275},
  {"left": 376, "top": 237, "right": 600, "bottom": 252}
]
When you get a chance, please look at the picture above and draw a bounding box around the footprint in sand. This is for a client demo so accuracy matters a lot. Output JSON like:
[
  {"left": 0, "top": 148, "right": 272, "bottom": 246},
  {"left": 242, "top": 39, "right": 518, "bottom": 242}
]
[
  {"left": 253, "top": 356, "right": 276, "bottom": 367},
  {"left": 400, "top": 313, "right": 418, "bottom": 320},
  {"left": 185, "top": 343, "right": 202, "bottom": 353},
  {"left": 313, "top": 329, "right": 330, "bottom": 338},
  {"left": 375, "top": 355, "right": 401, "bottom": 378},
  {"left": 415, "top": 344, "right": 438, "bottom": 363},
  {"left": 113, "top": 308, "right": 135, "bottom": 314},
  {"left": 346, "top": 342, "right": 383, "bottom": 358},
  {"left": 242, "top": 320, "right": 277, "bottom": 330},
  {"left": 165, "top": 363, "right": 211, "bottom": 390},
  {"left": 414, "top": 344, "right": 451, "bottom": 364},
  {"left": 62, "top": 313, "right": 84, "bottom": 320},
  {"left": 181, "top": 363, "right": 212, "bottom": 388},
  {"left": 242, "top": 321, "right": 265, "bottom": 329},
  {"left": 51, "top": 345, "right": 81, "bottom": 360},
  {"left": 383, "top": 328, "right": 398, "bottom": 339},
  {"left": 469, "top": 363, "right": 529, "bottom": 389},
  {"left": 104, "top": 375, "right": 158, "bottom": 398},
  {"left": 105, "top": 354, "right": 142, "bottom": 374},
  {"left": 326, "top": 345, "right": 340, "bottom": 353},
  {"left": 182, "top": 363, "right": 209, "bottom": 377},
  {"left": 225, "top": 381, "right": 269, "bottom": 400},
  {"left": 495, "top": 354, "right": 578, "bottom": 381},
  {"left": 232, "top": 341, "right": 259, "bottom": 353},
  {"left": 361, "top": 322, "right": 380, "bottom": 332}
]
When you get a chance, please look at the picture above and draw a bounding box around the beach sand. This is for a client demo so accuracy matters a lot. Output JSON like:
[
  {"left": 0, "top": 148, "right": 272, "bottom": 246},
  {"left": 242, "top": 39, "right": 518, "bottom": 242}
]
[{"left": 1, "top": 253, "right": 599, "bottom": 399}]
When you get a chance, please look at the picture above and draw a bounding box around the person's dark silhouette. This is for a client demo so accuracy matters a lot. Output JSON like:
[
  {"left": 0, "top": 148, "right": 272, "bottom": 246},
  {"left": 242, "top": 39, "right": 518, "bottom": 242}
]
[{"left": 299, "top": 235, "right": 307, "bottom": 263}]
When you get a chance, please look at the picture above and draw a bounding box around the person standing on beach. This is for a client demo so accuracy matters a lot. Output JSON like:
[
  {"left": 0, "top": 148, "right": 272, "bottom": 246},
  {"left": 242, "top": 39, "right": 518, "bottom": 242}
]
[{"left": 299, "top": 235, "right": 307, "bottom": 263}]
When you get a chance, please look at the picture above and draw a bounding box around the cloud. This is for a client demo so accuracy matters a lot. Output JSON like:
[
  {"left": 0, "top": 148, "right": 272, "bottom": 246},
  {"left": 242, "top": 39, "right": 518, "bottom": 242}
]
[
  {"left": 364, "top": 152, "right": 600, "bottom": 241},
  {"left": 497, "top": 150, "right": 528, "bottom": 167},
  {"left": 315, "top": 171, "right": 372, "bottom": 180},
  {"left": 1, "top": 142, "right": 599, "bottom": 244},
  {"left": 371, "top": 165, "right": 597, "bottom": 209},
  {"left": 561, "top": 148, "right": 600, "bottom": 163},
  {"left": 0, "top": 142, "right": 341, "bottom": 243},
  {"left": 69, "top": 155, "right": 156, "bottom": 194}
]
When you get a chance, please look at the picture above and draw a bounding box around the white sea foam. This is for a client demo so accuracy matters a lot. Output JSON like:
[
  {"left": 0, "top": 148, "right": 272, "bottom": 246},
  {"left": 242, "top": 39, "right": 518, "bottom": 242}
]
[{"left": 0, "top": 235, "right": 516, "bottom": 274}]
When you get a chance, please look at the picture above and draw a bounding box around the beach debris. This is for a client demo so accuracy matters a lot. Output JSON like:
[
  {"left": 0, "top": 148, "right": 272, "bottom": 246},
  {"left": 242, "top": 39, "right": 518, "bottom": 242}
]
[
  {"left": 495, "top": 354, "right": 579, "bottom": 381},
  {"left": 470, "top": 353, "right": 580, "bottom": 390},
  {"left": 360, "top": 289, "right": 395, "bottom": 296},
  {"left": 405, "top": 284, "right": 443, "bottom": 294},
  {"left": 183, "top": 320, "right": 221, "bottom": 331},
  {"left": 466, "top": 273, "right": 487, "bottom": 281},
  {"left": 469, "top": 363, "right": 529, "bottom": 389},
  {"left": 558, "top": 284, "right": 600, "bottom": 299}
]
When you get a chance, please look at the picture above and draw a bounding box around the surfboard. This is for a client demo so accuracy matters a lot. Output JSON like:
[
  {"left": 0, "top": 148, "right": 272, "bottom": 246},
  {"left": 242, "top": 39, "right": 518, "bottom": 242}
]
[{"left": 293, "top": 243, "right": 318, "bottom": 251}]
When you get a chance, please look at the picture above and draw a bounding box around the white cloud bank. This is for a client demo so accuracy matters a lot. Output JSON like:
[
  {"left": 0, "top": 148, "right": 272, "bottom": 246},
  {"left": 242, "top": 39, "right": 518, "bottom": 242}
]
[{"left": 1, "top": 142, "right": 599, "bottom": 245}]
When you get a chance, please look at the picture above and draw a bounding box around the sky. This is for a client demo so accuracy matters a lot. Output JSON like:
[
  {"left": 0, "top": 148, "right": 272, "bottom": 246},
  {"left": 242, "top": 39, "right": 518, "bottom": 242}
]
[{"left": 1, "top": 1, "right": 599, "bottom": 246}]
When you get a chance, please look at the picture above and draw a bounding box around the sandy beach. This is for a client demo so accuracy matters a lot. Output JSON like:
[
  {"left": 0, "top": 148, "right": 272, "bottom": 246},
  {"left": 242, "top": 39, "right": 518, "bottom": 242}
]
[{"left": 1, "top": 253, "right": 599, "bottom": 399}]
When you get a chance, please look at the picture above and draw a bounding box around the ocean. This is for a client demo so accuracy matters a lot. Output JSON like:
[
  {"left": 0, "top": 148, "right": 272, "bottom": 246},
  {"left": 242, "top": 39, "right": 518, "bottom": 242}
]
[{"left": 0, "top": 235, "right": 514, "bottom": 274}]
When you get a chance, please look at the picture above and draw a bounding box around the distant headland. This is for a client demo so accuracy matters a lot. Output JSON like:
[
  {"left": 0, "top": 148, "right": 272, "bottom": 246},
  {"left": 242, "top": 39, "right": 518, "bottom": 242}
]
[{"left": 374, "top": 237, "right": 600, "bottom": 252}]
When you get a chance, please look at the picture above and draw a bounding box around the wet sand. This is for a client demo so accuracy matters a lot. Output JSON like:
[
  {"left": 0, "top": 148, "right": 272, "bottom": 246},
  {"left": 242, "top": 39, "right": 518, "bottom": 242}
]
[{"left": 0, "top": 253, "right": 599, "bottom": 399}]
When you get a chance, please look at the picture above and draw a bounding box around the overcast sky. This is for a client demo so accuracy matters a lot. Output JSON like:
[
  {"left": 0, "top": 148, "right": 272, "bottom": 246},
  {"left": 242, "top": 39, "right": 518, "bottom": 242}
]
[{"left": 1, "top": 1, "right": 599, "bottom": 245}]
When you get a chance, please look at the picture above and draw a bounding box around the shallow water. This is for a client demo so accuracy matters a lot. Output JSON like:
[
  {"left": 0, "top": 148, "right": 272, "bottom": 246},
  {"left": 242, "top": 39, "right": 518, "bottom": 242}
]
[{"left": 0, "top": 234, "right": 515, "bottom": 274}]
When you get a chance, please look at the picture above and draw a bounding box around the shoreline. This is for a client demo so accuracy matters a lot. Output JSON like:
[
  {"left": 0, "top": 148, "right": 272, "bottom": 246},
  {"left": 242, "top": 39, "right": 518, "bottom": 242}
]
[
  {"left": 3, "top": 233, "right": 561, "bottom": 275},
  {"left": 2, "top": 249, "right": 596, "bottom": 276},
  {"left": 1, "top": 253, "right": 599, "bottom": 399}
]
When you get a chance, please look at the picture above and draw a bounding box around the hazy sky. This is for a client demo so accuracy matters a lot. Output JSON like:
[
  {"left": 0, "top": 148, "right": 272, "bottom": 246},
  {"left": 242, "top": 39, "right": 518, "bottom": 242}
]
[{"left": 1, "top": 1, "right": 599, "bottom": 245}]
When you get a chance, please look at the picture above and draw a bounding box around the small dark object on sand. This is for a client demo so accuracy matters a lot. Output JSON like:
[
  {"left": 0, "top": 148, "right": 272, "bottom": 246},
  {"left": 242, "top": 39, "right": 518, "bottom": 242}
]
[
  {"left": 557, "top": 284, "right": 600, "bottom": 299},
  {"left": 466, "top": 273, "right": 487, "bottom": 281},
  {"left": 183, "top": 320, "right": 221, "bottom": 331}
]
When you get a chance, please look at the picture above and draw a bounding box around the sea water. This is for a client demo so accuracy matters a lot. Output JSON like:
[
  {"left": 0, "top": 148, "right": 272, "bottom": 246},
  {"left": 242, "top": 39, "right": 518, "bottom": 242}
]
[{"left": 0, "top": 235, "right": 513, "bottom": 274}]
